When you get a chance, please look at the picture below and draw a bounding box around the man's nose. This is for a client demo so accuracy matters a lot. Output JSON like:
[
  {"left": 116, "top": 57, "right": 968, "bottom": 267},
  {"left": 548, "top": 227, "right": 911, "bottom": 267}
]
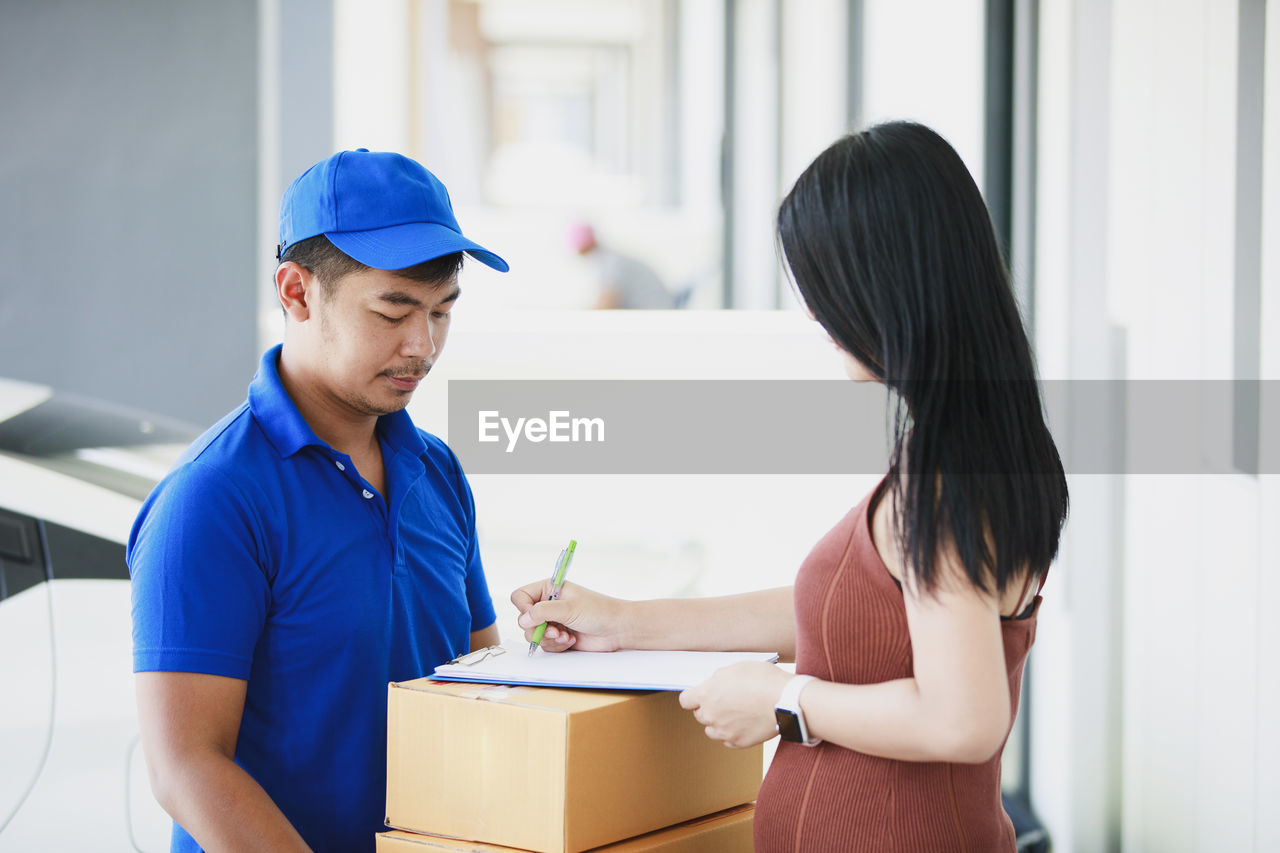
[{"left": 401, "top": 315, "right": 438, "bottom": 359}]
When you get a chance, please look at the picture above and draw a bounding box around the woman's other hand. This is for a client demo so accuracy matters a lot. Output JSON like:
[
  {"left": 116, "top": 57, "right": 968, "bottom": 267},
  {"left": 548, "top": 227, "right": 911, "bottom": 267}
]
[{"left": 679, "top": 661, "right": 793, "bottom": 749}]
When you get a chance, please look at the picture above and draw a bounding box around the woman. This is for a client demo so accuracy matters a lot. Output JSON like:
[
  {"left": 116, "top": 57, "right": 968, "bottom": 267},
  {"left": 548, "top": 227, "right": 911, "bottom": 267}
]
[{"left": 512, "top": 121, "right": 1068, "bottom": 851}]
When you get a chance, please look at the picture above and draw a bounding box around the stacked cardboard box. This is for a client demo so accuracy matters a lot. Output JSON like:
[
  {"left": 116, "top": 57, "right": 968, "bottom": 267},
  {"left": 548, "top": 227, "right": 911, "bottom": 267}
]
[
  {"left": 382, "top": 679, "right": 760, "bottom": 852},
  {"left": 376, "top": 805, "right": 754, "bottom": 852}
]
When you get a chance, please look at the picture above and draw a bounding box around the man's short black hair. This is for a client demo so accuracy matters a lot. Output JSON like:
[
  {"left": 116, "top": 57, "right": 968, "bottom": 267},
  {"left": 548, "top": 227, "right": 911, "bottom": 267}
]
[{"left": 279, "top": 235, "right": 463, "bottom": 291}]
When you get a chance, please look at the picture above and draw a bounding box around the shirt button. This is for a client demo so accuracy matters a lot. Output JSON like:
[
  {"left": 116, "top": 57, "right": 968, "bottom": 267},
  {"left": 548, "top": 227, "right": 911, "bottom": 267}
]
[
  {"left": 334, "top": 460, "right": 346, "bottom": 471},
  {"left": 362, "top": 489, "right": 374, "bottom": 499}
]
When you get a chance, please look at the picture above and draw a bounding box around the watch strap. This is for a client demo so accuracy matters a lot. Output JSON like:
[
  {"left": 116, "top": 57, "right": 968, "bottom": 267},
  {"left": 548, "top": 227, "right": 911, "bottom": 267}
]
[
  {"left": 776, "top": 674, "right": 817, "bottom": 712},
  {"left": 775, "top": 674, "right": 821, "bottom": 746}
]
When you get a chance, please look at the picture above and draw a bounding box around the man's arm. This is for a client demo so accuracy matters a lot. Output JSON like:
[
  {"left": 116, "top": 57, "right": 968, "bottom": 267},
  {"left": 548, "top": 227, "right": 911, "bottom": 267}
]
[
  {"left": 136, "top": 671, "right": 313, "bottom": 852},
  {"left": 469, "top": 621, "right": 501, "bottom": 652}
]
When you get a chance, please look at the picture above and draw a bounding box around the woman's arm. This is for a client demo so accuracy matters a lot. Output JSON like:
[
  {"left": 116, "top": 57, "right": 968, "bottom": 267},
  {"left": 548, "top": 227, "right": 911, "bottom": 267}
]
[
  {"left": 511, "top": 582, "right": 797, "bottom": 662},
  {"left": 801, "top": 566, "right": 1011, "bottom": 762},
  {"left": 679, "top": 552, "right": 1012, "bottom": 763}
]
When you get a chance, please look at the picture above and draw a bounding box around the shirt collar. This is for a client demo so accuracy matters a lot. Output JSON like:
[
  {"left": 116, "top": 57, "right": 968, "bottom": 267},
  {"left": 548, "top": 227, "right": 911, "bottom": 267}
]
[{"left": 248, "top": 344, "right": 427, "bottom": 461}]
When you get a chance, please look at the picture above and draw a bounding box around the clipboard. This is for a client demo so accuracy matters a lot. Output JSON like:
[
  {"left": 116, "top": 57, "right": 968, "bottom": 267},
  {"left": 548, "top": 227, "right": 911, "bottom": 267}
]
[{"left": 431, "top": 641, "right": 780, "bottom": 692}]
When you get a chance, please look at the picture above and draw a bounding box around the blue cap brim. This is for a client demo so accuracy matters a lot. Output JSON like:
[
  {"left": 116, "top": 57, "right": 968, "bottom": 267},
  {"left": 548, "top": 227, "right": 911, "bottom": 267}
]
[{"left": 327, "top": 222, "right": 509, "bottom": 273}]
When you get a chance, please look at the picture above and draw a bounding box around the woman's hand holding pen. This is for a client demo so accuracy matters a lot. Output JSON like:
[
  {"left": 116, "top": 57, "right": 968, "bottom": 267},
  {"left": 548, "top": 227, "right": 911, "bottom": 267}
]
[
  {"left": 679, "top": 661, "right": 792, "bottom": 749},
  {"left": 512, "top": 581, "right": 630, "bottom": 653},
  {"left": 513, "top": 578, "right": 799, "bottom": 749}
]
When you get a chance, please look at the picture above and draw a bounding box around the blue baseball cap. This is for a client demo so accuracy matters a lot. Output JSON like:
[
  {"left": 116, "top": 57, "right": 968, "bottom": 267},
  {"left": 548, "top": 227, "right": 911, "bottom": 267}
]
[{"left": 277, "top": 148, "right": 509, "bottom": 273}]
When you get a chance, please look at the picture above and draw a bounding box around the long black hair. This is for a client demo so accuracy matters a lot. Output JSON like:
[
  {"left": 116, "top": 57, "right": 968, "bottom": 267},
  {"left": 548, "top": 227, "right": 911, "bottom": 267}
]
[{"left": 778, "top": 121, "right": 1068, "bottom": 595}]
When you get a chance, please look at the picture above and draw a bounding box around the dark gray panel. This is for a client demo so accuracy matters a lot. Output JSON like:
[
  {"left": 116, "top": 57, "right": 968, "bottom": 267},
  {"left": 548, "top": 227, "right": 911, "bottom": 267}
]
[
  {"left": 0, "top": 0, "right": 260, "bottom": 426},
  {"left": 44, "top": 522, "right": 128, "bottom": 583},
  {"left": 984, "top": 0, "right": 1015, "bottom": 256},
  {"left": 846, "top": 0, "right": 864, "bottom": 131},
  {"left": 0, "top": 514, "right": 34, "bottom": 563},
  {"left": 0, "top": 509, "right": 127, "bottom": 595},
  {"left": 1233, "top": 0, "right": 1265, "bottom": 476},
  {"left": 0, "top": 509, "right": 48, "bottom": 600}
]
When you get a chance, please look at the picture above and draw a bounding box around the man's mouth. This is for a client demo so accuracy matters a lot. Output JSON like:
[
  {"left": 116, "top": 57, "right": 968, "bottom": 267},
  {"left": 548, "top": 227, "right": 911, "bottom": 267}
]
[{"left": 385, "top": 367, "right": 428, "bottom": 391}]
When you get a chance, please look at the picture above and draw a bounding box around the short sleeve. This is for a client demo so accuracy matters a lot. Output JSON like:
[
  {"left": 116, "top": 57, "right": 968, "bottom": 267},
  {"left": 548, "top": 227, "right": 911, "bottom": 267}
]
[
  {"left": 128, "top": 461, "right": 270, "bottom": 679},
  {"left": 445, "top": 444, "right": 496, "bottom": 633},
  {"left": 464, "top": 531, "right": 497, "bottom": 633}
]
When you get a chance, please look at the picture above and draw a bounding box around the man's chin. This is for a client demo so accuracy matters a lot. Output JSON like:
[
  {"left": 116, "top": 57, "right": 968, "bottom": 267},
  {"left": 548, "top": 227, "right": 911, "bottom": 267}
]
[
  {"left": 352, "top": 391, "right": 412, "bottom": 418},
  {"left": 379, "top": 394, "right": 413, "bottom": 415}
]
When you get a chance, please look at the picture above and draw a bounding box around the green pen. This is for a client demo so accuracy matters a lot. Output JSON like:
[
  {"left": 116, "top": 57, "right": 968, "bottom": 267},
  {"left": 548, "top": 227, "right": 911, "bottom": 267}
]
[{"left": 529, "top": 539, "right": 577, "bottom": 656}]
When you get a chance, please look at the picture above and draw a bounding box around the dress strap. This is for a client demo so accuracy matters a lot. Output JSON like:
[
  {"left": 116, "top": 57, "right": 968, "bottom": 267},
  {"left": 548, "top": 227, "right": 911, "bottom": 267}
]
[
  {"left": 1006, "top": 568, "right": 1046, "bottom": 621},
  {"left": 1035, "top": 566, "right": 1050, "bottom": 594}
]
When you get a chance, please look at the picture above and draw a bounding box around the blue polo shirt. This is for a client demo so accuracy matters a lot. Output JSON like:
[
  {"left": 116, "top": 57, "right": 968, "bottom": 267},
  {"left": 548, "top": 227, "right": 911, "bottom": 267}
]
[{"left": 128, "top": 345, "right": 496, "bottom": 853}]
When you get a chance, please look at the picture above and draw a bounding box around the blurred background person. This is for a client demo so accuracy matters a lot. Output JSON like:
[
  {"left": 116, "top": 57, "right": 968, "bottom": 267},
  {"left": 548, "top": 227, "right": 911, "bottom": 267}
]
[{"left": 566, "top": 221, "right": 688, "bottom": 310}]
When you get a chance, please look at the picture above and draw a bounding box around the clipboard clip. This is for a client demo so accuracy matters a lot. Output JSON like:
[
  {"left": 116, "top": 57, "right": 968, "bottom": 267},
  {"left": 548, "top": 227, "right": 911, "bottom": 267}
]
[{"left": 448, "top": 645, "right": 507, "bottom": 667}]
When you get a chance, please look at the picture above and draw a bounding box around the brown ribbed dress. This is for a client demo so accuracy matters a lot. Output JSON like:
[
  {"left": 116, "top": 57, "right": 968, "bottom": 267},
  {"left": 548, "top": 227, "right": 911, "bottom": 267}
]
[{"left": 754, "top": 484, "right": 1041, "bottom": 852}]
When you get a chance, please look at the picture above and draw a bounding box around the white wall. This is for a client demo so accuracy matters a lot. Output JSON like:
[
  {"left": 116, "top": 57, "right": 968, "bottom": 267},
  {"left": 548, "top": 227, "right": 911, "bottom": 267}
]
[
  {"left": 1256, "top": 7, "right": 1280, "bottom": 848},
  {"left": 333, "top": 0, "right": 411, "bottom": 153},
  {"left": 779, "top": 0, "right": 849, "bottom": 193},
  {"left": 861, "top": 0, "right": 987, "bottom": 188},
  {"left": 1032, "top": 1, "right": 1279, "bottom": 850}
]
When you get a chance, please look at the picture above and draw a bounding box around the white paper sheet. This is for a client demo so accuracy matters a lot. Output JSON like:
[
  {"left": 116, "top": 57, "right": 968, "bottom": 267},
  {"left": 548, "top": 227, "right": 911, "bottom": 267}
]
[{"left": 430, "top": 641, "right": 779, "bottom": 691}]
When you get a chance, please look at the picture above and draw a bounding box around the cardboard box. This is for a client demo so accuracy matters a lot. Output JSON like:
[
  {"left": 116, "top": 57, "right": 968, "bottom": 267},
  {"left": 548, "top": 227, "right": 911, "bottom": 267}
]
[
  {"left": 376, "top": 804, "right": 754, "bottom": 852},
  {"left": 386, "top": 680, "right": 761, "bottom": 853}
]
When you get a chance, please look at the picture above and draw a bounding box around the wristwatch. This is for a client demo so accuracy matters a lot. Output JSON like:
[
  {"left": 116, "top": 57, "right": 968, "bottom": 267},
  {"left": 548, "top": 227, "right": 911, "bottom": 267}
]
[{"left": 774, "top": 674, "right": 821, "bottom": 746}]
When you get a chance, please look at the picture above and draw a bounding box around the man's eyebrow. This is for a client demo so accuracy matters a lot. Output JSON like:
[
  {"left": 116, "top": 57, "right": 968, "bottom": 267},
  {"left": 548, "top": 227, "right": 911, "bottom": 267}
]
[{"left": 375, "top": 285, "right": 461, "bottom": 308}]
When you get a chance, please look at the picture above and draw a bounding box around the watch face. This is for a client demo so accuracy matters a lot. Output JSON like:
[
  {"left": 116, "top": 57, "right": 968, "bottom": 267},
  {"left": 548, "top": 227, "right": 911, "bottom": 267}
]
[{"left": 775, "top": 708, "right": 804, "bottom": 743}]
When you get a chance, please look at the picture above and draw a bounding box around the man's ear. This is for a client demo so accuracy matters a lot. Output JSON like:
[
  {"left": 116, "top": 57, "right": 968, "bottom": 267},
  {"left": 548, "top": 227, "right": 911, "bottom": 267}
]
[{"left": 275, "top": 262, "right": 313, "bottom": 321}]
